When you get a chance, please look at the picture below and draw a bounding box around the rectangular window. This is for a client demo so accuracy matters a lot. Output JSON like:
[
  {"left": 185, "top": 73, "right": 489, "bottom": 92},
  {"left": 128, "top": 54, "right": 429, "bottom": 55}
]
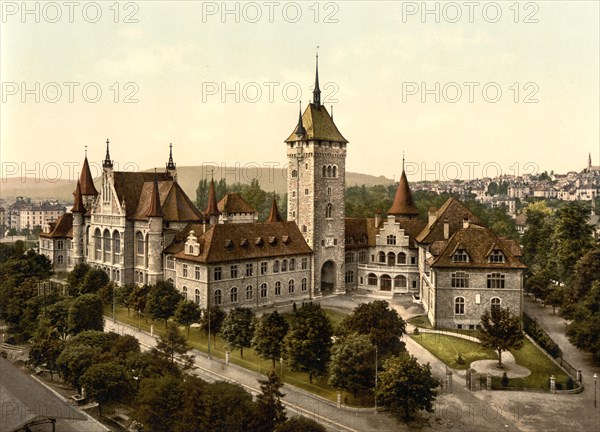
[
  {"left": 246, "top": 263, "right": 253, "bottom": 277},
  {"left": 345, "top": 252, "right": 354, "bottom": 264},
  {"left": 230, "top": 265, "right": 238, "bottom": 279},
  {"left": 301, "top": 258, "right": 308, "bottom": 270},
  {"left": 451, "top": 272, "right": 469, "bottom": 288},
  {"left": 411, "top": 256, "right": 416, "bottom": 265},
  {"left": 214, "top": 266, "right": 222, "bottom": 281},
  {"left": 487, "top": 273, "right": 505, "bottom": 289},
  {"left": 195, "top": 265, "right": 200, "bottom": 280},
  {"left": 305, "top": 188, "right": 309, "bottom": 195},
  {"left": 182, "top": 264, "right": 188, "bottom": 278},
  {"left": 359, "top": 251, "right": 367, "bottom": 263},
  {"left": 260, "top": 262, "right": 268, "bottom": 275}
]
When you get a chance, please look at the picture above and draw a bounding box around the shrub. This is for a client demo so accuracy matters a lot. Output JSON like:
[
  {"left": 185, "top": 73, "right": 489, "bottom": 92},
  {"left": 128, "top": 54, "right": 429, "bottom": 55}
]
[
  {"left": 413, "top": 327, "right": 420, "bottom": 335},
  {"left": 566, "top": 377, "right": 574, "bottom": 390},
  {"left": 455, "top": 354, "right": 465, "bottom": 365},
  {"left": 501, "top": 372, "right": 509, "bottom": 387}
]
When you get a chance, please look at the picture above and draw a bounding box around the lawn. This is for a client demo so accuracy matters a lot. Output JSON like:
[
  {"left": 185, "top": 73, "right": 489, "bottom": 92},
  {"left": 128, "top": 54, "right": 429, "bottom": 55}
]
[
  {"left": 104, "top": 306, "right": 363, "bottom": 405},
  {"left": 409, "top": 333, "right": 497, "bottom": 369},
  {"left": 407, "top": 315, "right": 433, "bottom": 329}
]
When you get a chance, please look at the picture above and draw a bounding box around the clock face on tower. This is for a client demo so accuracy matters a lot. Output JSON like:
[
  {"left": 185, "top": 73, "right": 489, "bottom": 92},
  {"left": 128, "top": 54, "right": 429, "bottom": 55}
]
[{"left": 325, "top": 236, "right": 334, "bottom": 247}]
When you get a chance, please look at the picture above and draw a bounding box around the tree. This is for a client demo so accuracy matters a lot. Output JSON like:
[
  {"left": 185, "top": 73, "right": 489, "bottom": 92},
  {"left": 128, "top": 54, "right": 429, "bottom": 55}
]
[
  {"left": 154, "top": 323, "right": 193, "bottom": 368},
  {"left": 68, "top": 293, "right": 104, "bottom": 334},
  {"left": 477, "top": 306, "right": 524, "bottom": 367},
  {"left": 135, "top": 375, "right": 184, "bottom": 432},
  {"left": 275, "top": 417, "right": 326, "bottom": 432},
  {"left": 29, "top": 318, "right": 65, "bottom": 378},
  {"left": 45, "top": 299, "right": 71, "bottom": 339},
  {"left": 328, "top": 333, "right": 376, "bottom": 396},
  {"left": 173, "top": 300, "right": 201, "bottom": 336},
  {"left": 252, "top": 311, "right": 289, "bottom": 368},
  {"left": 199, "top": 381, "right": 259, "bottom": 432},
  {"left": 200, "top": 306, "right": 226, "bottom": 348},
  {"left": 545, "top": 285, "right": 565, "bottom": 315},
  {"left": 80, "top": 268, "right": 110, "bottom": 294},
  {"left": 337, "top": 300, "right": 406, "bottom": 358},
  {"left": 144, "top": 280, "right": 182, "bottom": 327},
  {"left": 116, "top": 283, "right": 135, "bottom": 315},
  {"left": 67, "top": 263, "right": 91, "bottom": 294},
  {"left": 376, "top": 353, "right": 439, "bottom": 422},
  {"left": 129, "top": 284, "right": 150, "bottom": 315},
  {"left": 195, "top": 178, "right": 209, "bottom": 210},
  {"left": 80, "top": 362, "right": 131, "bottom": 416},
  {"left": 255, "top": 370, "right": 286, "bottom": 432},
  {"left": 521, "top": 202, "right": 553, "bottom": 274},
  {"left": 284, "top": 303, "right": 332, "bottom": 383},
  {"left": 564, "top": 248, "right": 600, "bottom": 317},
  {"left": 56, "top": 344, "right": 101, "bottom": 389},
  {"left": 566, "top": 281, "right": 600, "bottom": 362},
  {"left": 219, "top": 307, "right": 255, "bottom": 359}
]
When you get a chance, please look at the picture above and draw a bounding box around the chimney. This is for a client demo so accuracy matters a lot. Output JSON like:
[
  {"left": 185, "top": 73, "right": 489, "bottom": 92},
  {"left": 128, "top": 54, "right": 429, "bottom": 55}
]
[
  {"left": 443, "top": 218, "right": 449, "bottom": 240},
  {"left": 374, "top": 209, "right": 381, "bottom": 227},
  {"left": 463, "top": 215, "right": 470, "bottom": 229},
  {"left": 428, "top": 207, "right": 437, "bottom": 227}
]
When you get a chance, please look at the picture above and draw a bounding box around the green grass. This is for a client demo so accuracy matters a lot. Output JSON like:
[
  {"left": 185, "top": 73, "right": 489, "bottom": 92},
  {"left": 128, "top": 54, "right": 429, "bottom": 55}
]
[
  {"left": 105, "top": 306, "right": 363, "bottom": 406},
  {"left": 409, "top": 333, "right": 497, "bottom": 369},
  {"left": 407, "top": 315, "right": 433, "bottom": 329}
]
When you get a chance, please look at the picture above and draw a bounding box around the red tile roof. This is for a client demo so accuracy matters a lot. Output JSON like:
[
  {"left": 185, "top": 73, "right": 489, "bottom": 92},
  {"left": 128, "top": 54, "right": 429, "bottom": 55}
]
[
  {"left": 132, "top": 179, "right": 202, "bottom": 222},
  {"left": 79, "top": 157, "right": 98, "bottom": 196},
  {"left": 416, "top": 198, "right": 482, "bottom": 244},
  {"left": 146, "top": 175, "right": 163, "bottom": 218},
  {"left": 388, "top": 171, "right": 419, "bottom": 217},
  {"left": 218, "top": 193, "right": 256, "bottom": 214},
  {"left": 266, "top": 197, "right": 283, "bottom": 223},
  {"left": 71, "top": 181, "right": 85, "bottom": 213},
  {"left": 39, "top": 213, "right": 73, "bottom": 239},
  {"left": 205, "top": 178, "right": 220, "bottom": 216}
]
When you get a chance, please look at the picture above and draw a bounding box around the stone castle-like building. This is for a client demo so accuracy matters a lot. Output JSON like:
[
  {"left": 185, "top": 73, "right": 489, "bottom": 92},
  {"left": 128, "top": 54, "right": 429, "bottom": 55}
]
[{"left": 40, "top": 59, "right": 526, "bottom": 328}]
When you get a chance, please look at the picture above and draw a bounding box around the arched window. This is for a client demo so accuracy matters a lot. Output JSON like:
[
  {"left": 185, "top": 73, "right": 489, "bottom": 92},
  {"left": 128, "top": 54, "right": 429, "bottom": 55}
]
[
  {"left": 291, "top": 169, "right": 298, "bottom": 178},
  {"left": 103, "top": 230, "right": 111, "bottom": 261},
  {"left": 345, "top": 270, "right": 354, "bottom": 284},
  {"left": 455, "top": 297, "right": 465, "bottom": 315},
  {"left": 182, "top": 286, "right": 188, "bottom": 300},
  {"left": 397, "top": 252, "right": 407, "bottom": 264},
  {"left": 94, "top": 228, "right": 101, "bottom": 260},
  {"left": 260, "top": 283, "right": 268, "bottom": 298},
  {"left": 195, "top": 289, "right": 200, "bottom": 305},
  {"left": 394, "top": 275, "right": 407, "bottom": 288},
  {"left": 275, "top": 281, "right": 281, "bottom": 295},
  {"left": 380, "top": 274, "right": 392, "bottom": 291},
  {"left": 332, "top": 165, "right": 337, "bottom": 178},
  {"left": 367, "top": 273, "right": 378, "bottom": 286},
  {"left": 491, "top": 297, "right": 501, "bottom": 311},
  {"left": 230, "top": 287, "right": 238, "bottom": 303},
  {"left": 322, "top": 166, "right": 327, "bottom": 177},
  {"left": 378, "top": 251, "right": 386, "bottom": 263},
  {"left": 387, "top": 252, "right": 395, "bottom": 266},
  {"left": 113, "top": 231, "right": 121, "bottom": 254},
  {"left": 282, "top": 259, "right": 288, "bottom": 272},
  {"left": 136, "top": 232, "right": 144, "bottom": 255},
  {"left": 325, "top": 203, "right": 332, "bottom": 218},
  {"left": 288, "top": 279, "right": 294, "bottom": 294},
  {"left": 57, "top": 255, "right": 64, "bottom": 265},
  {"left": 289, "top": 258, "right": 295, "bottom": 271},
  {"left": 327, "top": 165, "right": 332, "bottom": 178},
  {"left": 246, "top": 285, "right": 253, "bottom": 301},
  {"left": 214, "top": 289, "right": 222, "bottom": 306},
  {"left": 188, "top": 245, "right": 194, "bottom": 254},
  {"left": 301, "top": 278, "right": 307, "bottom": 291},
  {"left": 273, "top": 260, "right": 280, "bottom": 273}
]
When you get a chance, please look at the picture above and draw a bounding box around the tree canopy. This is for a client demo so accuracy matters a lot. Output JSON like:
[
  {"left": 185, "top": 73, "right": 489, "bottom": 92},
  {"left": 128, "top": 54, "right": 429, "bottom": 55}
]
[
  {"left": 477, "top": 306, "right": 524, "bottom": 367},
  {"left": 219, "top": 307, "right": 255, "bottom": 358},
  {"left": 252, "top": 311, "right": 289, "bottom": 368}
]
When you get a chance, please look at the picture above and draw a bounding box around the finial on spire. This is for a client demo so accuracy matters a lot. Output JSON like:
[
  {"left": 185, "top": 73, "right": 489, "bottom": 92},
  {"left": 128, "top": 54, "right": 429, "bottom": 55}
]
[
  {"left": 331, "top": 105, "right": 333, "bottom": 120},
  {"left": 103, "top": 138, "right": 113, "bottom": 169},
  {"left": 166, "top": 143, "right": 176, "bottom": 171},
  {"left": 402, "top": 151, "right": 405, "bottom": 172},
  {"left": 85, "top": 145, "right": 88, "bottom": 158},
  {"left": 313, "top": 47, "right": 321, "bottom": 106}
]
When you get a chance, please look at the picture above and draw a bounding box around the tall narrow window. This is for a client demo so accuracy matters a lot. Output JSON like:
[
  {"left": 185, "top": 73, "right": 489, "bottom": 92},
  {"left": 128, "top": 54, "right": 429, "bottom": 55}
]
[
  {"left": 325, "top": 203, "right": 332, "bottom": 218},
  {"left": 455, "top": 297, "right": 465, "bottom": 315}
]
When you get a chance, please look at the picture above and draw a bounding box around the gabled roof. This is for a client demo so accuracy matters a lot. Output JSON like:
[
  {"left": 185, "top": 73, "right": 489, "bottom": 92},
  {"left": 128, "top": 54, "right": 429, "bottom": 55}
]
[
  {"left": 113, "top": 171, "right": 172, "bottom": 218},
  {"left": 388, "top": 170, "right": 419, "bottom": 217},
  {"left": 79, "top": 156, "right": 98, "bottom": 196},
  {"left": 39, "top": 213, "right": 73, "bottom": 238},
  {"left": 168, "top": 222, "right": 312, "bottom": 264},
  {"left": 218, "top": 193, "right": 256, "bottom": 214},
  {"left": 285, "top": 103, "right": 348, "bottom": 143},
  {"left": 416, "top": 198, "right": 482, "bottom": 244},
  {"left": 266, "top": 196, "right": 283, "bottom": 223},
  {"left": 133, "top": 179, "right": 202, "bottom": 222},
  {"left": 0, "top": 357, "right": 85, "bottom": 432},
  {"left": 146, "top": 175, "right": 163, "bottom": 218},
  {"left": 345, "top": 217, "right": 426, "bottom": 250},
  {"left": 430, "top": 224, "right": 527, "bottom": 269}
]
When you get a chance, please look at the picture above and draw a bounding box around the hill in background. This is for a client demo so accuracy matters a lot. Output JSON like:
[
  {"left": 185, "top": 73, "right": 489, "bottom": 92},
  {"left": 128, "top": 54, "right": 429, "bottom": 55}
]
[{"left": 1, "top": 166, "right": 395, "bottom": 202}]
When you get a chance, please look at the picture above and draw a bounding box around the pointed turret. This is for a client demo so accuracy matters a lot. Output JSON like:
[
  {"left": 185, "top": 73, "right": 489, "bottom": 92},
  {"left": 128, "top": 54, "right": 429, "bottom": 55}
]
[
  {"left": 147, "top": 172, "right": 163, "bottom": 217},
  {"left": 204, "top": 178, "right": 221, "bottom": 217},
  {"left": 71, "top": 180, "right": 86, "bottom": 213},
  {"left": 388, "top": 168, "right": 419, "bottom": 218},
  {"left": 79, "top": 155, "right": 98, "bottom": 196},
  {"left": 295, "top": 101, "right": 306, "bottom": 137},
  {"left": 103, "top": 138, "right": 113, "bottom": 169},
  {"left": 166, "top": 143, "right": 176, "bottom": 171},
  {"left": 266, "top": 194, "right": 283, "bottom": 223},
  {"left": 313, "top": 53, "right": 321, "bottom": 106}
]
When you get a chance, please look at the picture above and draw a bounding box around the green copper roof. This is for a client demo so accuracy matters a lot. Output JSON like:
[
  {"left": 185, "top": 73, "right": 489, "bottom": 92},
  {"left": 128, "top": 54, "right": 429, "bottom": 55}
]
[{"left": 285, "top": 103, "right": 348, "bottom": 144}]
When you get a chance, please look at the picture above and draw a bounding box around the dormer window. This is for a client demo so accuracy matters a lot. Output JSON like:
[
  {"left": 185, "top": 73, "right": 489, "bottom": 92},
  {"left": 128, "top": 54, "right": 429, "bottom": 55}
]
[
  {"left": 224, "top": 239, "right": 233, "bottom": 250},
  {"left": 489, "top": 250, "right": 505, "bottom": 263},
  {"left": 255, "top": 237, "right": 264, "bottom": 246},
  {"left": 282, "top": 235, "right": 290, "bottom": 244},
  {"left": 185, "top": 230, "right": 201, "bottom": 256},
  {"left": 452, "top": 249, "right": 469, "bottom": 262},
  {"left": 240, "top": 238, "right": 249, "bottom": 247},
  {"left": 269, "top": 236, "right": 277, "bottom": 245}
]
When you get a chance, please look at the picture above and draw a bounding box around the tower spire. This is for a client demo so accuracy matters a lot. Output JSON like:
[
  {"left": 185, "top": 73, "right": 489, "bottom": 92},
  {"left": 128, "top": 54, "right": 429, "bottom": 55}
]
[
  {"left": 204, "top": 176, "right": 220, "bottom": 217},
  {"left": 313, "top": 49, "right": 321, "bottom": 106},
  {"left": 147, "top": 169, "right": 163, "bottom": 217},
  {"left": 296, "top": 100, "right": 306, "bottom": 137},
  {"left": 266, "top": 193, "right": 283, "bottom": 223},
  {"left": 166, "top": 143, "right": 176, "bottom": 170},
  {"left": 103, "top": 138, "right": 113, "bottom": 169}
]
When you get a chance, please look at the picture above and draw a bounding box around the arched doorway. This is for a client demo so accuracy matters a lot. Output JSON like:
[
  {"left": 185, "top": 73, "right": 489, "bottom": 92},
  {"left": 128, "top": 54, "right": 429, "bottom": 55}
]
[{"left": 320, "top": 261, "right": 336, "bottom": 294}]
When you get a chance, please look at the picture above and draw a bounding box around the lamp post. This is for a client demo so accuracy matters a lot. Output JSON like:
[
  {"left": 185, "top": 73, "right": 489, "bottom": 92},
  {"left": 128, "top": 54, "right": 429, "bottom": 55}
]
[
  {"left": 594, "top": 373, "right": 598, "bottom": 408},
  {"left": 112, "top": 283, "right": 116, "bottom": 323},
  {"left": 280, "top": 357, "right": 284, "bottom": 379},
  {"left": 207, "top": 308, "right": 211, "bottom": 360},
  {"left": 374, "top": 345, "right": 378, "bottom": 413}
]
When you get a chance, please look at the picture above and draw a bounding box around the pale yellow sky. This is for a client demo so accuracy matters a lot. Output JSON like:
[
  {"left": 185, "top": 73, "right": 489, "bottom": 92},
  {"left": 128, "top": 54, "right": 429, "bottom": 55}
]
[{"left": 1, "top": 1, "right": 599, "bottom": 185}]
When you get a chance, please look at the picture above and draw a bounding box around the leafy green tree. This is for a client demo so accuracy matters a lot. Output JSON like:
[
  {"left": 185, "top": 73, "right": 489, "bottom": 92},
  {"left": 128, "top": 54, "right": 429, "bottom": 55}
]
[
  {"left": 80, "top": 268, "right": 110, "bottom": 294},
  {"left": 566, "top": 281, "right": 600, "bottom": 362},
  {"left": 337, "top": 300, "right": 406, "bottom": 358},
  {"left": 196, "top": 178, "right": 209, "bottom": 210},
  {"left": 45, "top": 298, "right": 71, "bottom": 339},
  {"left": 545, "top": 285, "right": 565, "bottom": 315},
  {"left": 284, "top": 303, "right": 333, "bottom": 383},
  {"left": 563, "top": 248, "right": 600, "bottom": 317},
  {"left": 129, "top": 284, "right": 150, "bottom": 315},
  {"left": 219, "top": 307, "right": 255, "bottom": 359},
  {"left": 56, "top": 344, "right": 101, "bottom": 388},
  {"left": 252, "top": 311, "right": 289, "bottom": 368},
  {"left": 477, "top": 306, "right": 524, "bottom": 367},
  {"left": 200, "top": 381, "right": 259, "bottom": 432},
  {"left": 110, "top": 334, "right": 141, "bottom": 360},
  {"left": 116, "top": 283, "right": 135, "bottom": 315},
  {"left": 328, "top": 333, "right": 376, "bottom": 396},
  {"left": 522, "top": 202, "right": 553, "bottom": 273},
  {"left": 376, "top": 353, "right": 439, "bottom": 422},
  {"left": 275, "top": 417, "right": 326, "bottom": 432},
  {"left": 154, "top": 323, "right": 193, "bottom": 368},
  {"left": 67, "top": 263, "right": 91, "bottom": 294},
  {"left": 29, "top": 318, "right": 65, "bottom": 378},
  {"left": 200, "top": 306, "right": 226, "bottom": 348},
  {"left": 80, "top": 362, "right": 131, "bottom": 416},
  {"left": 173, "top": 300, "right": 202, "bottom": 336},
  {"left": 255, "top": 370, "right": 286, "bottom": 432},
  {"left": 67, "top": 293, "right": 104, "bottom": 334},
  {"left": 135, "top": 375, "right": 184, "bottom": 432},
  {"left": 174, "top": 376, "right": 209, "bottom": 432},
  {"left": 144, "top": 280, "right": 182, "bottom": 327},
  {"left": 126, "top": 351, "right": 181, "bottom": 381}
]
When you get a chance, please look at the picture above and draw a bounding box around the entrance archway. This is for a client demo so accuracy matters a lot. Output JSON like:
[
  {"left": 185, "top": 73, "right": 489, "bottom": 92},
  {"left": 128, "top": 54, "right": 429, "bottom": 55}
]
[{"left": 320, "top": 260, "right": 336, "bottom": 294}]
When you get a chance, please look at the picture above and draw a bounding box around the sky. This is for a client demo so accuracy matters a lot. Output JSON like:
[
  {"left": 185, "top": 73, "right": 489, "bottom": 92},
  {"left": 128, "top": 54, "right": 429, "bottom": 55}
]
[{"left": 1, "top": 0, "right": 599, "bottom": 185}]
